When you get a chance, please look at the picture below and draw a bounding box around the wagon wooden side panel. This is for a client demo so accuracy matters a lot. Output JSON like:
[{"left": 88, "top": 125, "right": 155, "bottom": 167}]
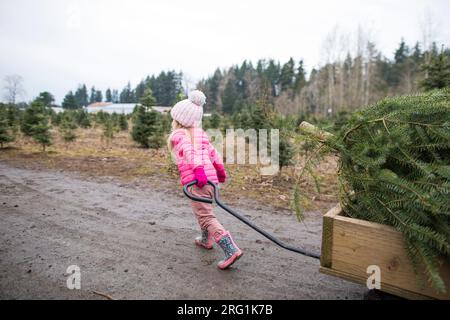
[{"left": 320, "top": 205, "right": 450, "bottom": 300}]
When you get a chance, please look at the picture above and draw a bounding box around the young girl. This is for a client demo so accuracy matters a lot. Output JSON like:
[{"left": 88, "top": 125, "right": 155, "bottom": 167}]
[{"left": 168, "top": 90, "right": 243, "bottom": 269}]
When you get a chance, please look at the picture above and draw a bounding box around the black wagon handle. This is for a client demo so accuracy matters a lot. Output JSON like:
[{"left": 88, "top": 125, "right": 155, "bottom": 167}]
[
  {"left": 183, "top": 179, "right": 321, "bottom": 260},
  {"left": 183, "top": 180, "right": 215, "bottom": 204}
]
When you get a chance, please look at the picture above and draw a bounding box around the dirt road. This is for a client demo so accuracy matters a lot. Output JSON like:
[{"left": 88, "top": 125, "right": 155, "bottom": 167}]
[{"left": 0, "top": 162, "right": 365, "bottom": 299}]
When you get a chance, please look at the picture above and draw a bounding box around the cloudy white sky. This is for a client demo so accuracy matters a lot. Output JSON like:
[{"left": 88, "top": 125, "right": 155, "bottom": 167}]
[{"left": 1, "top": 0, "right": 449, "bottom": 104}]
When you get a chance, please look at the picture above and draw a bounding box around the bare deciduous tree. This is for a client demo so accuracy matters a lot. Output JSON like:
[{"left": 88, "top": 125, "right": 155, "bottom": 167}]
[
  {"left": 182, "top": 73, "right": 195, "bottom": 95},
  {"left": 364, "top": 41, "right": 377, "bottom": 106},
  {"left": 322, "top": 25, "right": 341, "bottom": 115},
  {"left": 420, "top": 8, "right": 439, "bottom": 79},
  {"left": 3, "top": 74, "right": 25, "bottom": 104}
]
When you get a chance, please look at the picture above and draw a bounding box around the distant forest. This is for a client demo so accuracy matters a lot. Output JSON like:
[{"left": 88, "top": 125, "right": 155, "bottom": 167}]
[
  {"left": 61, "top": 36, "right": 449, "bottom": 117},
  {"left": 199, "top": 39, "right": 450, "bottom": 116},
  {"left": 62, "top": 70, "right": 183, "bottom": 109}
]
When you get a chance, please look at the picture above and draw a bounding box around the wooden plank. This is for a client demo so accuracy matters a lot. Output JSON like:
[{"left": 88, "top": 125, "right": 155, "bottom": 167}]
[
  {"left": 319, "top": 266, "right": 430, "bottom": 300},
  {"left": 321, "top": 206, "right": 450, "bottom": 300},
  {"left": 320, "top": 205, "right": 341, "bottom": 268}
]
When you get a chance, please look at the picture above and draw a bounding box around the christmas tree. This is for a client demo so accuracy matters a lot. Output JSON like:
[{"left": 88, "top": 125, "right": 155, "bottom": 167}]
[
  {"left": 59, "top": 113, "right": 77, "bottom": 145},
  {"left": 131, "top": 105, "right": 163, "bottom": 148},
  {"left": 21, "top": 101, "right": 52, "bottom": 151},
  {"left": 299, "top": 88, "right": 450, "bottom": 293},
  {"left": 0, "top": 104, "right": 15, "bottom": 147}
]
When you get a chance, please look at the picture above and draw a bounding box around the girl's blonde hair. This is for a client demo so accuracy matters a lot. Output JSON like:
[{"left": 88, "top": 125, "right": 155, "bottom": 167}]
[{"left": 167, "top": 119, "right": 192, "bottom": 152}]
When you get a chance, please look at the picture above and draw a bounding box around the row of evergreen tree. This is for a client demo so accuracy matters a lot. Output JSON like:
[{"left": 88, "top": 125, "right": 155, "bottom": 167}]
[
  {"left": 2, "top": 63, "right": 447, "bottom": 171},
  {"left": 61, "top": 70, "right": 183, "bottom": 109},
  {"left": 0, "top": 94, "right": 296, "bottom": 170},
  {"left": 0, "top": 86, "right": 170, "bottom": 151}
]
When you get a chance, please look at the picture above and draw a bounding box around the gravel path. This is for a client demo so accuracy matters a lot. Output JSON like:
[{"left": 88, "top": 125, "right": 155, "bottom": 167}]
[{"left": 0, "top": 163, "right": 365, "bottom": 299}]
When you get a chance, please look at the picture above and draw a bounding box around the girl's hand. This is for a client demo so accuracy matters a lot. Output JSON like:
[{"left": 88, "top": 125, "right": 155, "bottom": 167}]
[
  {"left": 213, "top": 163, "right": 227, "bottom": 183},
  {"left": 193, "top": 167, "right": 208, "bottom": 188},
  {"left": 217, "top": 169, "right": 227, "bottom": 183}
]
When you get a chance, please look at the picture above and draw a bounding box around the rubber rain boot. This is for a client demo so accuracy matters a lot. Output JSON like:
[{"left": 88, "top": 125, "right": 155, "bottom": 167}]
[
  {"left": 215, "top": 231, "right": 243, "bottom": 269},
  {"left": 195, "top": 229, "right": 214, "bottom": 249}
]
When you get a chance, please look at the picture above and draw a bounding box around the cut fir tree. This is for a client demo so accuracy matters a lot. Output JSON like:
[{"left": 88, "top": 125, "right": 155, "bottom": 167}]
[{"left": 298, "top": 88, "right": 450, "bottom": 293}]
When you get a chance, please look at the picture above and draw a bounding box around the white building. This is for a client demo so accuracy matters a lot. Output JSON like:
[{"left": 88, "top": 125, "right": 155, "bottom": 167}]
[{"left": 85, "top": 102, "right": 171, "bottom": 115}]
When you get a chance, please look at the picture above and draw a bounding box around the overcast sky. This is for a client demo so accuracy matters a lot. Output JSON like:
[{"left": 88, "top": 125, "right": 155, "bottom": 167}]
[{"left": 1, "top": 0, "right": 449, "bottom": 104}]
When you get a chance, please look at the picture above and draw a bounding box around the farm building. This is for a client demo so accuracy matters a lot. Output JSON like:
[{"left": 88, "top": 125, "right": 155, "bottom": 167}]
[{"left": 85, "top": 102, "right": 171, "bottom": 115}]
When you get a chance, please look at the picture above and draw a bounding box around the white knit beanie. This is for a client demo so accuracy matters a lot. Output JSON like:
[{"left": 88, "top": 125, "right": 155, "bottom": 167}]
[{"left": 170, "top": 90, "right": 206, "bottom": 128}]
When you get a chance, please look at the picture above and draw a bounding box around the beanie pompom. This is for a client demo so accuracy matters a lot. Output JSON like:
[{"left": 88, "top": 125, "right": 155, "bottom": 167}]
[{"left": 188, "top": 90, "right": 206, "bottom": 107}]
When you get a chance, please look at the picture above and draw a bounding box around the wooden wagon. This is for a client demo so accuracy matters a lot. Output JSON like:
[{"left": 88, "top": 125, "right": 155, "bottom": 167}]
[{"left": 320, "top": 205, "right": 450, "bottom": 300}]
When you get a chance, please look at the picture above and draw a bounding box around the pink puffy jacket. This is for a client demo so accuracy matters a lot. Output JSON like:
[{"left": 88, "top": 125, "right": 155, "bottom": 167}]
[{"left": 170, "top": 128, "right": 223, "bottom": 186}]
